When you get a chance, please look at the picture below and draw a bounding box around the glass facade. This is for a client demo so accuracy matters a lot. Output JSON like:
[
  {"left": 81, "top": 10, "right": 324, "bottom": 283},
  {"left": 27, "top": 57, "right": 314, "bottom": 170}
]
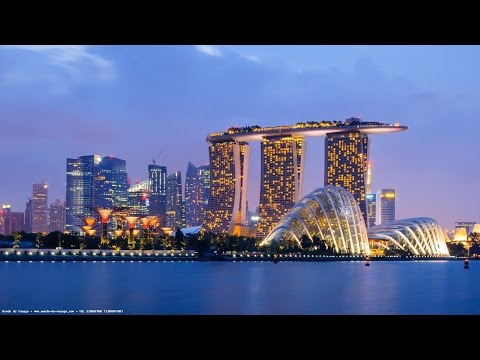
[
  {"left": 197, "top": 165, "right": 210, "bottom": 226},
  {"left": 325, "top": 131, "right": 369, "bottom": 224},
  {"left": 32, "top": 181, "right": 49, "bottom": 233},
  {"left": 376, "top": 189, "right": 395, "bottom": 224},
  {"left": 203, "top": 141, "right": 250, "bottom": 234},
  {"left": 185, "top": 163, "right": 211, "bottom": 227},
  {"left": 66, "top": 155, "right": 100, "bottom": 232},
  {"left": 94, "top": 156, "right": 128, "bottom": 210},
  {"left": 261, "top": 186, "right": 370, "bottom": 255},
  {"left": 127, "top": 179, "right": 151, "bottom": 216},
  {"left": 148, "top": 164, "right": 167, "bottom": 226},
  {"left": 368, "top": 218, "right": 450, "bottom": 256},
  {"left": 166, "top": 171, "right": 185, "bottom": 229},
  {"left": 49, "top": 199, "right": 65, "bottom": 232},
  {"left": 366, "top": 193, "right": 376, "bottom": 228},
  {"left": 257, "top": 136, "right": 306, "bottom": 239}
]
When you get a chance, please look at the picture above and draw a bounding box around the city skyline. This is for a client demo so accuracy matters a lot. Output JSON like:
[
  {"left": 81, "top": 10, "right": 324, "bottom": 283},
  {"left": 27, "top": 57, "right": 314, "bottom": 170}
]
[{"left": 1, "top": 45, "right": 479, "bottom": 229}]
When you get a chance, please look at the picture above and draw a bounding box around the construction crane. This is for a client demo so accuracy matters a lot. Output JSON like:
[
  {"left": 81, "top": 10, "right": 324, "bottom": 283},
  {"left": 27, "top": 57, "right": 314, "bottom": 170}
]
[{"left": 152, "top": 149, "right": 164, "bottom": 166}]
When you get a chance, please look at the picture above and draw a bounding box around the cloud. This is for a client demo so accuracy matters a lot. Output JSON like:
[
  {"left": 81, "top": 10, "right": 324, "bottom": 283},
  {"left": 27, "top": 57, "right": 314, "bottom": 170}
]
[
  {"left": 195, "top": 45, "right": 222, "bottom": 57},
  {"left": 241, "top": 54, "right": 260, "bottom": 62},
  {"left": 1, "top": 45, "right": 115, "bottom": 81}
]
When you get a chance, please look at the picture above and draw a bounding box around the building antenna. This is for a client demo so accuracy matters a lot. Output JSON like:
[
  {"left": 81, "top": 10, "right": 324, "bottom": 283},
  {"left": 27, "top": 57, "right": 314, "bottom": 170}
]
[{"left": 152, "top": 149, "right": 164, "bottom": 166}]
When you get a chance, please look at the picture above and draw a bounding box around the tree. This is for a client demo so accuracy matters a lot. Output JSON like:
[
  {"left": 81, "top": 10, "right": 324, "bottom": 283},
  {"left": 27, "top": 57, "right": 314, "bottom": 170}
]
[
  {"left": 35, "top": 233, "right": 45, "bottom": 249},
  {"left": 174, "top": 229, "right": 185, "bottom": 250},
  {"left": 300, "top": 235, "right": 312, "bottom": 251},
  {"left": 12, "top": 233, "right": 22, "bottom": 249}
]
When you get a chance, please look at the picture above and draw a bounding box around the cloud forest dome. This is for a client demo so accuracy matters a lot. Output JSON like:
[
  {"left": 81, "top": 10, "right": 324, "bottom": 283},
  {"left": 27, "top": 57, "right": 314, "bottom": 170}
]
[
  {"left": 367, "top": 218, "right": 450, "bottom": 256},
  {"left": 261, "top": 186, "right": 370, "bottom": 255}
]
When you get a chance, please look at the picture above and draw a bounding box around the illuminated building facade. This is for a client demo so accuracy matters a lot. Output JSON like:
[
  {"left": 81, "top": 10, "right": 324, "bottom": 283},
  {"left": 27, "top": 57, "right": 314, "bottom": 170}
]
[
  {"left": 366, "top": 193, "right": 377, "bottom": 228},
  {"left": 455, "top": 221, "right": 476, "bottom": 236},
  {"left": 368, "top": 217, "right": 449, "bottom": 256},
  {"left": 94, "top": 156, "right": 129, "bottom": 210},
  {"left": 166, "top": 171, "right": 185, "bottom": 229},
  {"left": 185, "top": 162, "right": 200, "bottom": 227},
  {"left": 203, "top": 141, "right": 250, "bottom": 234},
  {"left": 257, "top": 136, "right": 306, "bottom": 239},
  {"left": 261, "top": 186, "right": 370, "bottom": 255},
  {"left": 0, "top": 205, "right": 24, "bottom": 235},
  {"left": 325, "top": 130, "right": 369, "bottom": 224},
  {"left": 49, "top": 199, "right": 65, "bottom": 232},
  {"left": 66, "top": 155, "right": 101, "bottom": 232},
  {"left": 197, "top": 165, "right": 210, "bottom": 225},
  {"left": 32, "top": 181, "right": 49, "bottom": 233},
  {"left": 205, "top": 118, "right": 407, "bottom": 237},
  {"left": 128, "top": 179, "right": 151, "bottom": 216},
  {"left": 376, "top": 189, "right": 395, "bottom": 224},
  {"left": 185, "top": 163, "right": 210, "bottom": 227},
  {"left": 148, "top": 164, "right": 167, "bottom": 226}
]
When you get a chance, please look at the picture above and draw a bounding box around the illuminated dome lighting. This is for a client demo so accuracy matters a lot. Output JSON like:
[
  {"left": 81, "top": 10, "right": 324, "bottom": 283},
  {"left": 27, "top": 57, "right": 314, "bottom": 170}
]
[
  {"left": 260, "top": 186, "right": 370, "bottom": 255},
  {"left": 368, "top": 218, "right": 450, "bottom": 256}
]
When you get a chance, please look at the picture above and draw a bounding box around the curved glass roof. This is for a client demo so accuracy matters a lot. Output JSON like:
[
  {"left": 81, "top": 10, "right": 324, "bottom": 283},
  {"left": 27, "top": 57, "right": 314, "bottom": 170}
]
[
  {"left": 260, "top": 186, "right": 370, "bottom": 255},
  {"left": 368, "top": 217, "right": 449, "bottom": 256}
]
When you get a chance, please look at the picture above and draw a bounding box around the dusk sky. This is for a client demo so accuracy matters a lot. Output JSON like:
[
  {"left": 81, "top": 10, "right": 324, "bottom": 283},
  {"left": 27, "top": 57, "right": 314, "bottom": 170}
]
[{"left": 1, "top": 45, "right": 479, "bottom": 229}]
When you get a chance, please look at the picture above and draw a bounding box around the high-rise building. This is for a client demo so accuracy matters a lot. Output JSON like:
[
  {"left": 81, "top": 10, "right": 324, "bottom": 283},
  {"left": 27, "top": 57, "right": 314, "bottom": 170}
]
[
  {"left": 148, "top": 164, "right": 167, "bottom": 226},
  {"left": 24, "top": 198, "right": 32, "bottom": 233},
  {"left": 94, "top": 156, "right": 128, "bottom": 210},
  {"left": 325, "top": 128, "right": 369, "bottom": 224},
  {"left": 166, "top": 171, "right": 184, "bottom": 229},
  {"left": 376, "top": 189, "right": 395, "bottom": 225},
  {"left": 185, "top": 162, "right": 200, "bottom": 227},
  {"left": 128, "top": 179, "right": 151, "bottom": 216},
  {"left": 197, "top": 165, "right": 210, "bottom": 226},
  {"left": 32, "top": 181, "right": 49, "bottom": 233},
  {"left": 66, "top": 155, "right": 101, "bottom": 232},
  {"left": 49, "top": 199, "right": 65, "bottom": 232},
  {"left": 0, "top": 204, "right": 24, "bottom": 235},
  {"left": 203, "top": 141, "right": 250, "bottom": 234},
  {"left": 185, "top": 162, "right": 211, "bottom": 227},
  {"left": 366, "top": 193, "right": 377, "bottom": 228},
  {"left": 257, "top": 136, "right": 306, "bottom": 239}
]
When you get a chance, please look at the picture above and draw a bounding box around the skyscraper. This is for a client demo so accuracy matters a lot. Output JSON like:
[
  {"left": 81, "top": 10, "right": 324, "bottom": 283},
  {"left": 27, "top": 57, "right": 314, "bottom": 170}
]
[
  {"left": 376, "top": 189, "right": 395, "bottom": 225},
  {"left": 32, "top": 181, "right": 48, "bottom": 233},
  {"left": 66, "top": 155, "right": 101, "bottom": 232},
  {"left": 49, "top": 199, "right": 65, "bottom": 232},
  {"left": 148, "top": 164, "right": 167, "bottom": 226},
  {"left": 197, "top": 165, "right": 210, "bottom": 226},
  {"left": 185, "top": 162, "right": 199, "bottom": 227},
  {"left": 325, "top": 128, "right": 369, "bottom": 224},
  {"left": 166, "top": 171, "right": 184, "bottom": 229},
  {"left": 94, "top": 156, "right": 128, "bottom": 209},
  {"left": 257, "top": 136, "right": 306, "bottom": 239},
  {"left": 24, "top": 198, "right": 32, "bottom": 233},
  {"left": 128, "top": 179, "right": 151, "bottom": 216},
  {"left": 0, "top": 204, "right": 24, "bottom": 235},
  {"left": 366, "top": 193, "right": 377, "bottom": 228},
  {"left": 203, "top": 141, "right": 250, "bottom": 234}
]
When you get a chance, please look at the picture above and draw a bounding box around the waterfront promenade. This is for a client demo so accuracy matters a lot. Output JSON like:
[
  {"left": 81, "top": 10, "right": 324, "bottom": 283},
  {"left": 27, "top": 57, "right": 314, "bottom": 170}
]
[{"left": 0, "top": 248, "right": 456, "bottom": 262}]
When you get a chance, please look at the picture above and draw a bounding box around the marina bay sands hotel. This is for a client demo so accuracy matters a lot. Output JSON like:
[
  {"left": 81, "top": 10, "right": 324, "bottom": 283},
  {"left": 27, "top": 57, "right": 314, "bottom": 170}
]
[{"left": 203, "top": 117, "right": 407, "bottom": 238}]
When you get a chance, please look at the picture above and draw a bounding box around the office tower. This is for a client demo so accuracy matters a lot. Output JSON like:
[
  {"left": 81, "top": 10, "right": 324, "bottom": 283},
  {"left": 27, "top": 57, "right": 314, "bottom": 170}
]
[
  {"left": 66, "top": 155, "right": 101, "bottom": 232},
  {"left": 197, "top": 165, "right": 210, "bottom": 225},
  {"left": 24, "top": 199, "right": 32, "bottom": 233},
  {"left": 166, "top": 171, "right": 184, "bottom": 229},
  {"left": 128, "top": 179, "right": 151, "bottom": 216},
  {"left": 257, "top": 136, "right": 306, "bottom": 239},
  {"left": 203, "top": 141, "right": 250, "bottom": 234},
  {"left": 49, "top": 199, "right": 65, "bottom": 232},
  {"left": 148, "top": 164, "right": 167, "bottom": 226},
  {"left": 94, "top": 156, "right": 128, "bottom": 209},
  {"left": 325, "top": 130, "right": 369, "bottom": 224},
  {"left": 366, "top": 161, "right": 372, "bottom": 195},
  {"left": 0, "top": 204, "right": 24, "bottom": 235},
  {"left": 366, "top": 193, "right": 377, "bottom": 228},
  {"left": 185, "top": 162, "right": 200, "bottom": 227},
  {"left": 32, "top": 181, "right": 49, "bottom": 233},
  {"left": 376, "top": 189, "right": 395, "bottom": 225}
]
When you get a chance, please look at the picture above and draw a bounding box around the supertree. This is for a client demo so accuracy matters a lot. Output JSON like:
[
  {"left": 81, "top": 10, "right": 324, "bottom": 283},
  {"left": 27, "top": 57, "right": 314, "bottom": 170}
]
[
  {"left": 125, "top": 216, "right": 138, "bottom": 250},
  {"left": 97, "top": 208, "right": 113, "bottom": 248}
]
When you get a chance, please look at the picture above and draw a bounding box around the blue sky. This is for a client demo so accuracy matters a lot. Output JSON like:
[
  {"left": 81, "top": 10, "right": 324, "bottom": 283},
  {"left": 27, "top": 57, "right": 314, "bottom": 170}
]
[{"left": 1, "top": 45, "right": 479, "bottom": 229}]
